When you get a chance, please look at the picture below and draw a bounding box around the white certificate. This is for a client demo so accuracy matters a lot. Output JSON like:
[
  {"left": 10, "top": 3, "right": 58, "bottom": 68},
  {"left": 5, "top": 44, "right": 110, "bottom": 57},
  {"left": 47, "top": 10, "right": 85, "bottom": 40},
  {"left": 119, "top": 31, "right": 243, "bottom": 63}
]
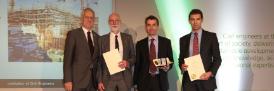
[
  {"left": 103, "top": 49, "right": 125, "bottom": 75},
  {"left": 184, "top": 54, "right": 205, "bottom": 81}
]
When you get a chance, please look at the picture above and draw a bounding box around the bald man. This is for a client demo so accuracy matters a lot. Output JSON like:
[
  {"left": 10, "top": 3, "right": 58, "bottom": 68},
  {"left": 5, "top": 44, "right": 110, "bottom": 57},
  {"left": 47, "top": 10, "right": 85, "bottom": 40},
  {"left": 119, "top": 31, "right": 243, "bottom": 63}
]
[{"left": 97, "top": 13, "right": 135, "bottom": 91}]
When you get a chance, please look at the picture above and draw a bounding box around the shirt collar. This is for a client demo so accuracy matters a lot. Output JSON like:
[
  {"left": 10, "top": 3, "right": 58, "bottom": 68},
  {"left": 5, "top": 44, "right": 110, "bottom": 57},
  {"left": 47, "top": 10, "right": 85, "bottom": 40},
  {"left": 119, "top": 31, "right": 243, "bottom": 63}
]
[
  {"left": 192, "top": 29, "right": 202, "bottom": 36},
  {"left": 82, "top": 27, "right": 92, "bottom": 33},
  {"left": 110, "top": 32, "right": 121, "bottom": 37},
  {"left": 148, "top": 35, "right": 158, "bottom": 41},
  {"left": 192, "top": 28, "right": 202, "bottom": 34}
]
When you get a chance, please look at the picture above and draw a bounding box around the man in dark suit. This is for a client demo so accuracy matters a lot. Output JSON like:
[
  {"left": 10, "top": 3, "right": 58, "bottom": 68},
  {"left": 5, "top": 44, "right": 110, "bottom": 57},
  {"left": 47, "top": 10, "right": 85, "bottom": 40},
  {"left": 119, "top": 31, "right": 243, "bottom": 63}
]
[
  {"left": 179, "top": 9, "right": 222, "bottom": 91},
  {"left": 63, "top": 8, "right": 100, "bottom": 91},
  {"left": 134, "top": 15, "right": 173, "bottom": 91},
  {"left": 97, "top": 13, "right": 135, "bottom": 91}
]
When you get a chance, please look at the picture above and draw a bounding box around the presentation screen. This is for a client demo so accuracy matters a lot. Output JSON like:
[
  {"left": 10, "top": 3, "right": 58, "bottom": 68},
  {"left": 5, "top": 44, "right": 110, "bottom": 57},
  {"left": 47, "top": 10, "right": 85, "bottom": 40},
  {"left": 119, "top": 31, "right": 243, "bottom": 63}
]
[{"left": 0, "top": 0, "right": 112, "bottom": 89}]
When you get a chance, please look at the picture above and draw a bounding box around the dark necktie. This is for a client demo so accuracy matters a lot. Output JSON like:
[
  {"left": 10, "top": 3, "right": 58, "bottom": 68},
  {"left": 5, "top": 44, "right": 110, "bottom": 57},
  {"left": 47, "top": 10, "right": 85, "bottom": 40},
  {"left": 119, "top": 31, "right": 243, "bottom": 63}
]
[
  {"left": 115, "top": 35, "right": 119, "bottom": 50},
  {"left": 149, "top": 38, "right": 157, "bottom": 74},
  {"left": 193, "top": 32, "right": 199, "bottom": 56},
  {"left": 87, "top": 31, "right": 94, "bottom": 56}
]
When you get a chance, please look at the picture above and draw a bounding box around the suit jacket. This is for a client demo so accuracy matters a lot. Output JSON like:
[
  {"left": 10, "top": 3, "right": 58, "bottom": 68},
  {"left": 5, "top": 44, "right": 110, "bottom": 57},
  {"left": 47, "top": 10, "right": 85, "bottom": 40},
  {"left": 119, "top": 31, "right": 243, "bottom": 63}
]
[
  {"left": 133, "top": 36, "right": 173, "bottom": 91},
  {"left": 98, "top": 32, "right": 135, "bottom": 88},
  {"left": 63, "top": 28, "right": 100, "bottom": 89},
  {"left": 178, "top": 30, "right": 222, "bottom": 90}
]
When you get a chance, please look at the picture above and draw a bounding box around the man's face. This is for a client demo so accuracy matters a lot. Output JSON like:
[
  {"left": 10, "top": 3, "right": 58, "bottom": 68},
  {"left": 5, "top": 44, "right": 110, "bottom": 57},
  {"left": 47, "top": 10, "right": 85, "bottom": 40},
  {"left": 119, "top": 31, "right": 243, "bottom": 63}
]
[
  {"left": 146, "top": 19, "right": 159, "bottom": 36},
  {"left": 189, "top": 14, "right": 203, "bottom": 31},
  {"left": 82, "top": 11, "right": 94, "bottom": 30},
  {"left": 109, "top": 14, "right": 121, "bottom": 33}
]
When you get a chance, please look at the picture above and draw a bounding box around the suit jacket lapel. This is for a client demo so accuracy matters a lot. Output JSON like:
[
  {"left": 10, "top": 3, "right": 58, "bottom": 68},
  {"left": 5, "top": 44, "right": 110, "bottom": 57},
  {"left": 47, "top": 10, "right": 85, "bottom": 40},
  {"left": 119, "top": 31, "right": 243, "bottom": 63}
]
[
  {"left": 79, "top": 28, "right": 91, "bottom": 55},
  {"left": 200, "top": 30, "right": 206, "bottom": 55},
  {"left": 106, "top": 33, "right": 110, "bottom": 52},
  {"left": 157, "top": 36, "right": 161, "bottom": 58},
  {"left": 91, "top": 31, "right": 98, "bottom": 58},
  {"left": 144, "top": 38, "right": 150, "bottom": 62},
  {"left": 121, "top": 33, "right": 126, "bottom": 59},
  {"left": 186, "top": 33, "right": 191, "bottom": 57}
]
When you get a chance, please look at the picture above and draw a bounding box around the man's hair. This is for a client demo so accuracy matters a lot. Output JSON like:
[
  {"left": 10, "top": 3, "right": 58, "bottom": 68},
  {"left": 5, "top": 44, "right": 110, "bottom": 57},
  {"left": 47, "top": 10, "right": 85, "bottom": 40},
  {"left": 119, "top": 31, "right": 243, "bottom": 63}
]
[
  {"left": 108, "top": 13, "right": 120, "bottom": 21},
  {"left": 189, "top": 9, "right": 203, "bottom": 20},
  {"left": 81, "top": 8, "right": 95, "bottom": 23},
  {"left": 145, "top": 15, "right": 159, "bottom": 26}
]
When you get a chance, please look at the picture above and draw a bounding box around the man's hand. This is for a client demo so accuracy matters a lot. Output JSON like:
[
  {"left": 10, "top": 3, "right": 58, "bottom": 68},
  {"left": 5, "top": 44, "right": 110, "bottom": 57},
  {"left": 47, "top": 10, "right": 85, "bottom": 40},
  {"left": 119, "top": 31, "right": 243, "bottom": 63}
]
[
  {"left": 159, "top": 65, "right": 170, "bottom": 71},
  {"left": 181, "top": 64, "right": 188, "bottom": 71},
  {"left": 64, "top": 82, "right": 72, "bottom": 91},
  {"left": 118, "top": 60, "right": 129, "bottom": 68},
  {"left": 200, "top": 71, "right": 212, "bottom": 80},
  {"left": 98, "top": 82, "right": 105, "bottom": 91}
]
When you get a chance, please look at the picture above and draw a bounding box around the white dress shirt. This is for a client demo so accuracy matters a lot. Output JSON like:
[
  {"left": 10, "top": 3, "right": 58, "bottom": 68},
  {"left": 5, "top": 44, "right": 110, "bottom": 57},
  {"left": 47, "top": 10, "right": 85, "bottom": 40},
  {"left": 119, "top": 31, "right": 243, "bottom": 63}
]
[
  {"left": 189, "top": 29, "right": 202, "bottom": 56},
  {"left": 110, "top": 32, "right": 123, "bottom": 58},
  {"left": 82, "top": 27, "right": 94, "bottom": 46}
]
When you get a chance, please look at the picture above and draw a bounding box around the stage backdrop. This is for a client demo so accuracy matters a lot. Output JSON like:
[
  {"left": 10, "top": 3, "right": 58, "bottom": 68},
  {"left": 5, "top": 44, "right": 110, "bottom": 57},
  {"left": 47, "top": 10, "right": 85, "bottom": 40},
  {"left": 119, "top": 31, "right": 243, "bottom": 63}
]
[{"left": 1, "top": 0, "right": 274, "bottom": 91}]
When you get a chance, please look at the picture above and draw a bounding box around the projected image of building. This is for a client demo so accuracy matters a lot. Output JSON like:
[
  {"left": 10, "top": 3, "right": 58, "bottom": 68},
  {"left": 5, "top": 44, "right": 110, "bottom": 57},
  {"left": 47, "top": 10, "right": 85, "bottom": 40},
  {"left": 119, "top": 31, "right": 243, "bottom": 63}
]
[{"left": 8, "top": 3, "right": 98, "bottom": 62}]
